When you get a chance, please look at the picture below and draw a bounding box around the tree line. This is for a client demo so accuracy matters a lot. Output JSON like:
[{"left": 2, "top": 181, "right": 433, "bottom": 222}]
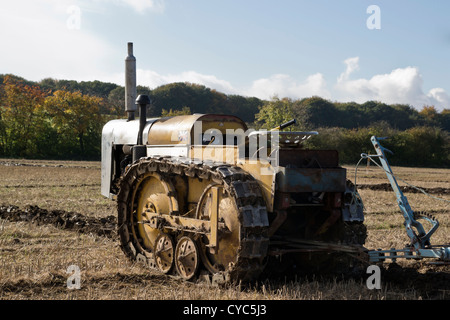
[
  {"left": 255, "top": 97, "right": 449, "bottom": 167},
  {"left": 0, "top": 75, "right": 103, "bottom": 159},
  {"left": 0, "top": 74, "right": 448, "bottom": 167},
  {"left": 254, "top": 96, "right": 450, "bottom": 131},
  {"left": 0, "top": 74, "right": 264, "bottom": 159}
]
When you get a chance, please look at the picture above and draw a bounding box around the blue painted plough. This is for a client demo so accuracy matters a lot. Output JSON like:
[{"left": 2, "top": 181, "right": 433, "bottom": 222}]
[{"left": 362, "top": 136, "right": 450, "bottom": 264}]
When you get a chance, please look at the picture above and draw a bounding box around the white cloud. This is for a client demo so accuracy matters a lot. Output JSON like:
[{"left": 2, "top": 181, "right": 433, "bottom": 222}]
[
  {"left": 119, "top": 0, "right": 164, "bottom": 13},
  {"left": 245, "top": 73, "right": 330, "bottom": 100},
  {"left": 427, "top": 88, "right": 450, "bottom": 109},
  {"left": 335, "top": 57, "right": 449, "bottom": 111},
  {"left": 111, "top": 69, "right": 330, "bottom": 101},
  {"left": 91, "top": 0, "right": 165, "bottom": 14},
  {"left": 338, "top": 57, "right": 360, "bottom": 83},
  {"left": 105, "top": 61, "right": 449, "bottom": 112},
  {"left": 0, "top": 2, "right": 116, "bottom": 82},
  {"left": 0, "top": 0, "right": 165, "bottom": 83},
  {"left": 136, "top": 69, "right": 236, "bottom": 94},
  {"left": 37, "top": 0, "right": 165, "bottom": 14}
]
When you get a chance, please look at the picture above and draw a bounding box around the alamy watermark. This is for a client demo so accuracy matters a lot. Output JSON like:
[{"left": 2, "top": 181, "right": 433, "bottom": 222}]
[
  {"left": 67, "top": 5, "right": 81, "bottom": 30},
  {"left": 192, "top": 121, "right": 281, "bottom": 170},
  {"left": 164, "top": 121, "right": 316, "bottom": 176},
  {"left": 67, "top": 265, "right": 81, "bottom": 290},
  {"left": 152, "top": 120, "right": 319, "bottom": 176},
  {"left": 366, "top": 265, "right": 381, "bottom": 290},
  {"left": 367, "top": 5, "right": 381, "bottom": 30}
]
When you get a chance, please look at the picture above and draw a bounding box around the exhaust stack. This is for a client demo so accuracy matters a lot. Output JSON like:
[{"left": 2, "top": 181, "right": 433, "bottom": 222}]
[
  {"left": 132, "top": 94, "right": 150, "bottom": 163},
  {"left": 136, "top": 94, "right": 150, "bottom": 146},
  {"left": 125, "top": 42, "right": 137, "bottom": 121}
]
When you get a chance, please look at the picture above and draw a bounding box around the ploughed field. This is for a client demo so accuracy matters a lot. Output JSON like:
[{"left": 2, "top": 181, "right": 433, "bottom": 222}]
[{"left": 0, "top": 159, "right": 449, "bottom": 300}]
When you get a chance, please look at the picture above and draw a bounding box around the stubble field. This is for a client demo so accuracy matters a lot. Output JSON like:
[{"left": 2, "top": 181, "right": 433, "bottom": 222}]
[{"left": 0, "top": 159, "right": 449, "bottom": 300}]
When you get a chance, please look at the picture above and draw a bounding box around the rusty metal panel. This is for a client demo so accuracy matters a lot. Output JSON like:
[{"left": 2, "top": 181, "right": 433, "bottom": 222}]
[
  {"left": 147, "top": 114, "right": 248, "bottom": 146},
  {"left": 276, "top": 167, "right": 347, "bottom": 193},
  {"left": 147, "top": 114, "right": 204, "bottom": 145}
]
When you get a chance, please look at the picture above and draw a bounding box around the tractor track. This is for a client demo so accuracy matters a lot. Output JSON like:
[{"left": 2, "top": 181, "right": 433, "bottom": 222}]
[{"left": 117, "top": 156, "right": 270, "bottom": 283}]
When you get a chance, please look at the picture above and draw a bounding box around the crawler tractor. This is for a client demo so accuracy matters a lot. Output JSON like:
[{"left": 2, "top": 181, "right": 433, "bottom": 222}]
[
  {"left": 101, "top": 43, "right": 448, "bottom": 283},
  {"left": 102, "top": 110, "right": 367, "bottom": 282}
]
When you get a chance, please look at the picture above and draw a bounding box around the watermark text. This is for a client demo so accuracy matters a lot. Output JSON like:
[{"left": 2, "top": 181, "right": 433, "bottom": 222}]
[{"left": 367, "top": 5, "right": 381, "bottom": 30}]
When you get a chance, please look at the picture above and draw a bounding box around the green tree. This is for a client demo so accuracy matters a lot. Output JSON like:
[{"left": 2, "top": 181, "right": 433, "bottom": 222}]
[
  {"left": 226, "top": 95, "right": 262, "bottom": 123},
  {"left": 294, "top": 96, "right": 340, "bottom": 128},
  {"left": 161, "top": 106, "right": 191, "bottom": 117},
  {"left": 44, "top": 90, "right": 104, "bottom": 159},
  {"left": 255, "top": 97, "right": 296, "bottom": 130},
  {"left": 437, "top": 109, "right": 450, "bottom": 131},
  {"left": 151, "top": 82, "right": 260, "bottom": 120},
  {"left": 106, "top": 86, "right": 126, "bottom": 116},
  {"left": 392, "top": 126, "right": 449, "bottom": 167}
]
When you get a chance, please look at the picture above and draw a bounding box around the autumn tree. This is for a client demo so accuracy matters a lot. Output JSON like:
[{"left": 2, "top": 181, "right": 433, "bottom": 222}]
[
  {"left": 419, "top": 105, "right": 439, "bottom": 127},
  {"left": 0, "top": 75, "right": 48, "bottom": 157},
  {"left": 161, "top": 106, "right": 191, "bottom": 117},
  {"left": 44, "top": 90, "right": 104, "bottom": 159}
]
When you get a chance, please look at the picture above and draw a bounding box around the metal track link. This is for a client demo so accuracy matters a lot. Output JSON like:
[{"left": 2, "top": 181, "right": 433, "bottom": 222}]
[{"left": 117, "top": 156, "right": 270, "bottom": 283}]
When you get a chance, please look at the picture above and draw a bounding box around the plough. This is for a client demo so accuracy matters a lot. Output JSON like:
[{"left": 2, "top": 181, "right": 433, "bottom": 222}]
[{"left": 361, "top": 136, "right": 450, "bottom": 265}]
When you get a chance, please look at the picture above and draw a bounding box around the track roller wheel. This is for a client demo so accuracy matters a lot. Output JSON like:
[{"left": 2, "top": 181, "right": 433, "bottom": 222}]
[
  {"left": 175, "top": 236, "right": 200, "bottom": 280},
  {"left": 154, "top": 233, "right": 175, "bottom": 274}
]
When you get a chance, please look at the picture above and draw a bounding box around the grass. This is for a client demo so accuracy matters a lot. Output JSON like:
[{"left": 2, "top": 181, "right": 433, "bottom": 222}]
[{"left": 0, "top": 159, "right": 449, "bottom": 300}]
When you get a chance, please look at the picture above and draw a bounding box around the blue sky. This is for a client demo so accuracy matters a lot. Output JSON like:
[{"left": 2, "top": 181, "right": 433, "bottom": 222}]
[{"left": 1, "top": 0, "right": 449, "bottom": 110}]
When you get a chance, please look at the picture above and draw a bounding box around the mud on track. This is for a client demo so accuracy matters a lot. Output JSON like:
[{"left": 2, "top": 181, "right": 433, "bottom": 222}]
[{"left": 0, "top": 205, "right": 117, "bottom": 238}]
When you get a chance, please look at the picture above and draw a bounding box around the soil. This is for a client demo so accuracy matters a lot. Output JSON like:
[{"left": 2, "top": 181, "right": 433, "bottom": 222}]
[
  {"left": 1, "top": 204, "right": 448, "bottom": 299},
  {"left": 357, "top": 183, "right": 450, "bottom": 195},
  {"left": 0, "top": 205, "right": 116, "bottom": 238}
]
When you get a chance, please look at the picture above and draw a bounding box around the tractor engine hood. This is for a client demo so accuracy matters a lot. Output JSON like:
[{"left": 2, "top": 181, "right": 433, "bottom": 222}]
[
  {"left": 101, "top": 118, "right": 158, "bottom": 147},
  {"left": 101, "top": 118, "right": 158, "bottom": 198}
]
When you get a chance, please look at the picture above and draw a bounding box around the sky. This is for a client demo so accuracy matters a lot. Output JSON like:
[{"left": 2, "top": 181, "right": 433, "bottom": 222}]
[{"left": 1, "top": 0, "right": 450, "bottom": 111}]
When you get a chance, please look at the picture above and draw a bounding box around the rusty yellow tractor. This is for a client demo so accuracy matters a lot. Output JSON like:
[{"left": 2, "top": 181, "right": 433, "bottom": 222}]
[
  {"left": 100, "top": 43, "right": 369, "bottom": 283},
  {"left": 102, "top": 100, "right": 367, "bottom": 283}
]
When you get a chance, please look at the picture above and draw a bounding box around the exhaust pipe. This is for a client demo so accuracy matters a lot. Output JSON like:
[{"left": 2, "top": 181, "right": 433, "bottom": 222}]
[
  {"left": 132, "top": 94, "right": 151, "bottom": 163},
  {"left": 125, "top": 42, "right": 137, "bottom": 121},
  {"left": 136, "top": 94, "right": 150, "bottom": 145}
]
